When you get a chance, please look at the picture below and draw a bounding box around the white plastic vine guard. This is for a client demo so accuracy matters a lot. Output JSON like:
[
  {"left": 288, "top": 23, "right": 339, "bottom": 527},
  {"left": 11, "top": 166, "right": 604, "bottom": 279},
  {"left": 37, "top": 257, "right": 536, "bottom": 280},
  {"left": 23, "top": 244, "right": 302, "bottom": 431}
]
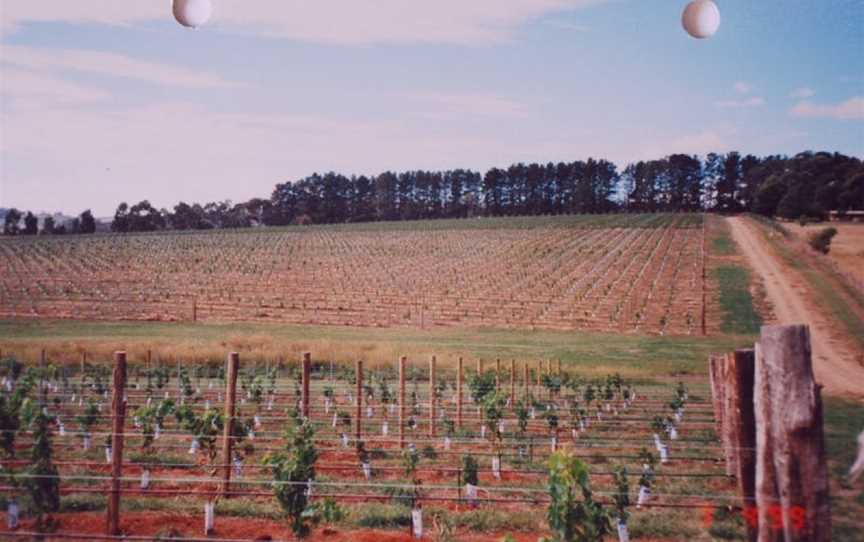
[
  {"left": 362, "top": 462, "right": 371, "bottom": 480},
  {"left": 7, "top": 500, "right": 19, "bottom": 530},
  {"left": 412, "top": 508, "right": 423, "bottom": 539},
  {"left": 637, "top": 485, "right": 650, "bottom": 508},
  {"left": 204, "top": 502, "right": 215, "bottom": 535},
  {"left": 465, "top": 483, "right": 478, "bottom": 504},
  {"left": 617, "top": 520, "right": 630, "bottom": 542},
  {"left": 141, "top": 470, "right": 151, "bottom": 489}
]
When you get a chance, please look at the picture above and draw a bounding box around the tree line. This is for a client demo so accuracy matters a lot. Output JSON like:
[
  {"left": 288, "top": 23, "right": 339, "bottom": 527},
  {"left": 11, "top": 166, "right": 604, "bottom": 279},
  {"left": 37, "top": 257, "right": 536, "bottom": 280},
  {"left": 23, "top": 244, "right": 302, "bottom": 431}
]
[
  {"left": 3, "top": 150, "right": 862, "bottom": 236},
  {"left": 2, "top": 209, "right": 96, "bottom": 236}
]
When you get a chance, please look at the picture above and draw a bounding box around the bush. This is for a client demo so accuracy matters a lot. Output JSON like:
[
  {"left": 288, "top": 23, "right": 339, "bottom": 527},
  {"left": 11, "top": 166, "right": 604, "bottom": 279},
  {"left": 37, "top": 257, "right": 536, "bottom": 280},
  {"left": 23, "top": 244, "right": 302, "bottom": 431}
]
[{"left": 808, "top": 227, "right": 838, "bottom": 254}]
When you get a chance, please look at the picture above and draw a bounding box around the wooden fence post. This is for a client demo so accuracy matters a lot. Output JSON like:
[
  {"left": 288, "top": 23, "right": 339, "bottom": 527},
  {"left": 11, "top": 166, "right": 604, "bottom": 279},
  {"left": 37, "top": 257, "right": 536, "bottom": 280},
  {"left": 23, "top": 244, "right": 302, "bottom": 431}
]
[
  {"left": 106, "top": 351, "right": 127, "bottom": 536},
  {"left": 40, "top": 349, "right": 46, "bottom": 368},
  {"left": 355, "top": 360, "right": 363, "bottom": 441},
  {"left": 509, "top": 360, "right": 515, "bottom": 408},
  {"left": 708, "top": 354, "right": 729, "bottom": 470},
  {"left": 302, "top": 352, "right": 311, "bottom": 420},
  {"left": 429, "top": 356, "right": 436, "bottom": 438},
  {"left": 456, "top": 357, "right": 463, "bottom": 429},
  {"left": 495, "top": 358, "right": 501, "bottom": 392},
  {"left": 221, "top": 352, "right": 239, "bottom": 498},
  {"left": 754, "top": 325, "right": 831, "bottom": 541},
  {"left": 523, "top": 363, "right": 529, "bottom": 399},
  {"left": 399, "top": 356, "right": 407, "bottom": 449},
  {"left": 477, "top": 358, "right": 483, "bottom": 376},
  {"left": 730, "top": 349, "right": 757, "bottom": 542}
]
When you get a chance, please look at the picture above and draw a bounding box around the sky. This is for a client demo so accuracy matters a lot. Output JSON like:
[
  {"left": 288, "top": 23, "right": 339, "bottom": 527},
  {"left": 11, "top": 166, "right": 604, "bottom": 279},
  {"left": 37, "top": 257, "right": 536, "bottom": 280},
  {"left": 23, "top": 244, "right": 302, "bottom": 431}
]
[{"left": 1, "top": 0, "right": 862, "bottom": 217}]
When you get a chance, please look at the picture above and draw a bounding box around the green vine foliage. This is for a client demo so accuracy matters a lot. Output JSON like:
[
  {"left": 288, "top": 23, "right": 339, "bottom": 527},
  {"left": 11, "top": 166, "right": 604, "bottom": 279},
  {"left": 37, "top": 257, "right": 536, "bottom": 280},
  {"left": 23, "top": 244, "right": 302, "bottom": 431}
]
[
  {"left": 75, "top": 401, "right": 99, "bottom": 437},
  {"left": 467, "top": 371, "right": 496, "bottom": 406},
  {"left": 265, "top": 420, "right": 319, "bottom": 537},
  {"left": 612, "top": 466, "right": 630, "bottom": 523},
  {"left": 515, "top": 400, "right": 529, "bottom": 435},
  {"left": 543, "top": 451, "right": 611, "bottom": 542},
  {"left": 27, "top": 413, "right": 61, "bottom": 531},
  {"left": 462, "top": 454, "right": 479, "bottom": 486},
  {"left": 0, "top": 367, "right": 35, "bottom": 458}
]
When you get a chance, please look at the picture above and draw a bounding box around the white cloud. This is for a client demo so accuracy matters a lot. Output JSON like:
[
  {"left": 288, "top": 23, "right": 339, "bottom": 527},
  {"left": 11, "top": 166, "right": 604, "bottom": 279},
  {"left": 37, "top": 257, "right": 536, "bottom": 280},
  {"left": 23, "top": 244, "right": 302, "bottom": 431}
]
[
  {"left": 1, "top": 0, "right": 609, "bottom": 44},
  {"left": 715, "top": 97, "right": 765, "bottom": 108},
  {"left": 1, "top": 46, "right": 241, "bottom": 89},
  {"left": 790, "top": 97, "right": 864, "bottom": 120},
  {"left": 790, "top": 87, "right": 816, "bottom": 99},
  {"left": 409, "top": 92, "right": 531, "bottom": 119},
  {"left": 1, "top": 67, "right": 110, "bottom": 108},
  {"left": 733, "top": 81, "right": 752, "bottom": 94}
]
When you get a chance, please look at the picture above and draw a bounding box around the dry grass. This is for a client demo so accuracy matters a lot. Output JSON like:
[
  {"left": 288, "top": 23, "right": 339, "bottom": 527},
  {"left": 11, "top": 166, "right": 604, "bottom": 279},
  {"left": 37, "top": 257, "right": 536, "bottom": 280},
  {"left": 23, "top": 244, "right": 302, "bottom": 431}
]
[{"left": 0, "top": 318, "right": 745, "bottom": 379}]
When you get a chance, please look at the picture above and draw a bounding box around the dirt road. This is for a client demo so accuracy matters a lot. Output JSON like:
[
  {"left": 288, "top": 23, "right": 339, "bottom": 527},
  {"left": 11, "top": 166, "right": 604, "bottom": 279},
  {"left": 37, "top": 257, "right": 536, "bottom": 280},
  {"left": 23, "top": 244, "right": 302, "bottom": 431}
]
[{"left": 727, "top": 216, "right": 864, "bottom": 398}]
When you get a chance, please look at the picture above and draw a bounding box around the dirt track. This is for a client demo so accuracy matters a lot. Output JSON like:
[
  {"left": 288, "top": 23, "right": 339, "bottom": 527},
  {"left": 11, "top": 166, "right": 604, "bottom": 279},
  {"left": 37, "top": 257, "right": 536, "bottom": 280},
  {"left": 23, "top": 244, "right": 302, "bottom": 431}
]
[{"left": 727, "top": 216, "right": 864, "bottom": 399}]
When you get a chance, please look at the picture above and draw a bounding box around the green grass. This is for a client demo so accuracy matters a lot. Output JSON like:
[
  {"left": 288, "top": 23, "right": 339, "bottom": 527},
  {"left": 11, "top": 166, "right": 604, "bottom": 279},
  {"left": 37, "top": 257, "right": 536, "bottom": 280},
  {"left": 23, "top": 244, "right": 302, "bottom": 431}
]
[
  {"left": 712, "top": 266, "right": 762, "bottom": 336},
  {"left": 711, "top": 235, "right": 736, "bottom": 256},
  {"left": 823, "top": 397, "right": 864, "bottom": 541}
]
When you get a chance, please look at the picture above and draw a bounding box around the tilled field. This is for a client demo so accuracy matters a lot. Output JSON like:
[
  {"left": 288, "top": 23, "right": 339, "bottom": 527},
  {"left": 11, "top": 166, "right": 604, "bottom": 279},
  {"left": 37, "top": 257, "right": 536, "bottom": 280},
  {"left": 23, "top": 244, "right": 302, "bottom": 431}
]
[{"left": 0, "top": 214, "right": 706, "bottom": 335}]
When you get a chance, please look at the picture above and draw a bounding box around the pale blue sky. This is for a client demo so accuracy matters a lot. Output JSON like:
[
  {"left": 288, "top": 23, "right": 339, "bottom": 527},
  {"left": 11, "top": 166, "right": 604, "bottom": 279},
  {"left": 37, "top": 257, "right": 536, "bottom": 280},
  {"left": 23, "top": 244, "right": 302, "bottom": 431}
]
[{"left": 1, "top": 0, "right": 862, "bottom": 216}]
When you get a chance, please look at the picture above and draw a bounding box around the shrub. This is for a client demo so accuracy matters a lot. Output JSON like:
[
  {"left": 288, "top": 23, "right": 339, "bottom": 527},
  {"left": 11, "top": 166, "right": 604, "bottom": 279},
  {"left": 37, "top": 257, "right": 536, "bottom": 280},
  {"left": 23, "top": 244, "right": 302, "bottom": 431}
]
[
  {"left": 542, "top": 451, "right": 611, "bottom": 542},
  {"left": 808, "top": 227, "right": 838, "bottom": 254},
  {"left": 265, "top": 419, "right": 318, "bottom": 537},
  {"left": 27, "top": 413, "right": 61, "bottom": 530},
  {"left": 462, "top": 454, "right": 479, "bottom": 486}
]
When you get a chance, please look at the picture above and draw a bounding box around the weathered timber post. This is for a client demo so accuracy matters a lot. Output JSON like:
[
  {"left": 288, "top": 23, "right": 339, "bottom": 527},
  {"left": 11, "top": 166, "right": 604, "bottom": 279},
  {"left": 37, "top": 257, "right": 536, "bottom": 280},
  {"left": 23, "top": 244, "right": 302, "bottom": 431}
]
[
  {"left": 221, "top": 352, "right": 239, "bottom": 498},
  {"left": 495, "top": 358, "right": 501, "bottom": 392},
  {"left": 429, "top": 356, "right": 436, "bottom": 438},
  {"left": 730, "top": 349, "right": 757, "bottom": 542},
  {"left": 40, "top": 349, "right": 46, "bottom": 368},
  {"left": 146, "top": 349, "right": 152, "bottom": 373},
  {"left": 557, "top": 359, "right": 562, "bottom": 376},
  {"left": 754, "top": 325, "right": 830, "bottom": 542},
  {"left": 708, "top": 354, "right": 727, "bottom": 458},
  {"left": 720, "top": 353, "right": 738, "bottom": 477},
  {"left": 456, "top": 357, "right": 463, "bottom": 429},
  {"left": 106, "top": 351, "right": 127, "bottom": 536},
  {"left": 399, "top": 356, "right": 407, "bottom": 449},
  {"left": 509, "top": 360, "right": 515, "bottom": 408},
  {"left": 355, "top": 360, "right": 363, "bottom": 441},
  {"left": 477, "top": 358, "right": 483, "bottom": 376},
  {"left": 301, "top": 352, "right": 311, "bottom": 420},
  {"left": 523, "top": 363, "right": 529, "bottom": 399}
]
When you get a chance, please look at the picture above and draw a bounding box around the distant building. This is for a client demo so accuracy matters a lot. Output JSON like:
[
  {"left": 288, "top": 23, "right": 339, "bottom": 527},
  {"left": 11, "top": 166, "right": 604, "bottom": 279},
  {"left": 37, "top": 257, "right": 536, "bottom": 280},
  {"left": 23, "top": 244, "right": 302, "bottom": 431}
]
[{"left": 828, "top": 210, "right": 864, "bottom": 222}]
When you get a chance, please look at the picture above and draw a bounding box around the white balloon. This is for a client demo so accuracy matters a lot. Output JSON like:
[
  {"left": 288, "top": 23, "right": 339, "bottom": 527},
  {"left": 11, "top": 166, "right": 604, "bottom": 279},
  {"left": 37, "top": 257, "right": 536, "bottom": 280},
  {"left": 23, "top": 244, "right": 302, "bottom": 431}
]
[
  {"left": 682, "top": 0, "right": 721, "bottom": 39},
  {"left": 173, "top": 0, "right": 212, "bottom": 29}
]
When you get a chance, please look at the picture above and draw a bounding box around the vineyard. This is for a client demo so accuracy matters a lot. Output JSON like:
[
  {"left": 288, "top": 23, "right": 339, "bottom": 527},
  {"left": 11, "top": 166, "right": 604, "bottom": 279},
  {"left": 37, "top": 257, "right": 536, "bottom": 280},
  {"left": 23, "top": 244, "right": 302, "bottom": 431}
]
[
  {"left": 0, "top": 214, "right": 707, "bottom": 335},
  {"left": 0, "top": 352, "right": 745, "bottom": 541}
]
